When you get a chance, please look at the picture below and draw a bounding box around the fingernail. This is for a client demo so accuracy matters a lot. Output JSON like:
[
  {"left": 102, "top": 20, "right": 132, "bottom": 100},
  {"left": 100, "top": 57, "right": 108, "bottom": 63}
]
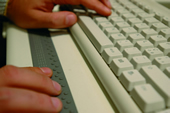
[
  {"left": 106, "top": 0, "right": 112, "bottom": 8},
  {"left": 51, "top": 97, "right": 62, "bottom": 111},
  {"left": 40, "top": 67, "right": 52, "bottom": 74},
  {"left": 66, "top": 14, "right": 77, "bottom": 25},
  {"left": 104, "top": 7, "right": 111, "bottom": 13},
  {"left": 52, "top": 81, "right": 61, "bottom": 93}
]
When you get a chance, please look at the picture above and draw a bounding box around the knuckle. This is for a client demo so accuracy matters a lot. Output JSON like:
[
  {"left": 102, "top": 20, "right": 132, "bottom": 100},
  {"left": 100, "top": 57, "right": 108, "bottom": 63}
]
[
  {"left": 36, "top": 93, "right": 50, "bottom": 105},
  {"left": 0, "top": 88, "right": 12, "bottom": 101},
  {"left": 27, "top": 67, "right": 43, "bottom": 74},
  {"left": 39, "top": 76, "right": 55, "bottom": 94},
  {"left": 0, "top": 88, "right": 13, "bottom": 111},
  {"left": 1, "top": 65, "right": 19, "bottom": 79},
  {"left": 40, "top": 76, "right": 50, "bottom": 88},
  {"left": 33, "top": 67, "right": 44, "bottom": 74}
]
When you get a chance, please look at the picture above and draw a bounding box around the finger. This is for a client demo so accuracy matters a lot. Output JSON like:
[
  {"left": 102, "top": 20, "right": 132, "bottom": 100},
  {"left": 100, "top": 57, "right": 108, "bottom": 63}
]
[
  {"left": 0, "top": 65, "right": 61, "bottom": 95},
  {"left": 100, "top": 0, "right": 112, "bottom": 9},
  {"left": 0, "top": 87, "right": 62, "bottom": 113},
  {"left": 53, "top": 0, "right": 112, "bottom": 16},
  {"left": 17, "top": 11, "right": 77, "bottom": 29},
  {"left": 22, "top": 67, "right": 53, "bottom": 77},
  {"left": 80, "top": 0, "right": 112, "bottom": 16}
]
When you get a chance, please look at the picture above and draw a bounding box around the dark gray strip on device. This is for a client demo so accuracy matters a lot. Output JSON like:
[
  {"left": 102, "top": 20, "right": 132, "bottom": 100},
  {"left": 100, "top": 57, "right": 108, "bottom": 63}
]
[{"left": 28, "top": 29, "right": 78, "bottom": 113}]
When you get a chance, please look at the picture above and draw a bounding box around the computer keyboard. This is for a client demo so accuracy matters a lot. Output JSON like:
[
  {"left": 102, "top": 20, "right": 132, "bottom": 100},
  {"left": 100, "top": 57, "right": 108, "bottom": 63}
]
[{"left": 62, "top": 0, "right": 170, "bottom": 112}]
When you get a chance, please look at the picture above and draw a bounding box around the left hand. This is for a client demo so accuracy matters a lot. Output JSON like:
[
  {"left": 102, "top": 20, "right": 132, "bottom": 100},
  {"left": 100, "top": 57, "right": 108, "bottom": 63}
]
[{"left": 0, "top": 65, "right": 62, "bottom": 113}]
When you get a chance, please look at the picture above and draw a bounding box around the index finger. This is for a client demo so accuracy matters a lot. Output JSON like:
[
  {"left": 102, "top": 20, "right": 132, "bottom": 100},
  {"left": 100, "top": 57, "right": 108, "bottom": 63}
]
[
  {"left": 53, "top": 0, "right": 112, "bottom": 16},
  {"left": 81, "top": 0, "right": 112, "bottom": 16},
  {"left": 0, "top": 65, "right": 61, "bottom": 95}
]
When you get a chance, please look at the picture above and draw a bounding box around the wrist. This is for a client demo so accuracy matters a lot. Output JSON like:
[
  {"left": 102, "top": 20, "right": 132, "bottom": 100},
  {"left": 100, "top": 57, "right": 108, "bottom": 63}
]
[{"left": 0, "top": 0, "right": 9, "bottom": 16}]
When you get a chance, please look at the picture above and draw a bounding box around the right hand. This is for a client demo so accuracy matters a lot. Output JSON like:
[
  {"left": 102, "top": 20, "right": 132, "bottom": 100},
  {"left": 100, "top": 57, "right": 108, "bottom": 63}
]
[
  {"left": 6, "top": 0, "right": 112, "bottom": 29},
  {"left": 0, "top": 65, "right": 62, "bottom": 113}
]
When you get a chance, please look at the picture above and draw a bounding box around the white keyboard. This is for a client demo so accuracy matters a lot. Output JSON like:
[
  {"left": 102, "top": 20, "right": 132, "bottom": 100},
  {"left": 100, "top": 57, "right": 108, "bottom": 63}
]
[{"left": 66, "top": 0, "right": 170, "bottom": 113}]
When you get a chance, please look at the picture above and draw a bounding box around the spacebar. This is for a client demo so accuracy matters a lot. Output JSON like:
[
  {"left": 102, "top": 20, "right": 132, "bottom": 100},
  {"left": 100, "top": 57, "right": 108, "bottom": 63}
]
[{"left": 69, "top": 18, "right": 142, "bottom": 113}]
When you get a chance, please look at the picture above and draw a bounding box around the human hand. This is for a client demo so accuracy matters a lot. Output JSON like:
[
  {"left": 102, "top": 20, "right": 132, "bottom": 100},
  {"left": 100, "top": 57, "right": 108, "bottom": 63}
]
[
  {"left": 0, "top": 65, "right": 62, "bottom": 113},
  {"left": 6, "top": 0, "right": 112, "bottom": 28}
]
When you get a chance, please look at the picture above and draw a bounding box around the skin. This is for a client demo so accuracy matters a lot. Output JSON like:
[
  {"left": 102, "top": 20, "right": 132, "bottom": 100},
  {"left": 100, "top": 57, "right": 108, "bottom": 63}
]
[
  {"left": 0, "top": 65, "right": 62, "bottom": 112},
  {"left": 1, "top": 0, "right": 112, "bottom": 112},
  {"left": 6, "top": 0, "right": 112, "bottom": 28}
]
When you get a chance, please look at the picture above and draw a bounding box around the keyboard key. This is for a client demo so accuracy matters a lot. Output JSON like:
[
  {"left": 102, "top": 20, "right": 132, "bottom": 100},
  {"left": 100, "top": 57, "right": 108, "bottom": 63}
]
[
  {"left": 87, "top": 9, "right": 97, "bottom": 15},
  {"left": 127, "top": 18, "right": 142, "bottom": 27},
  {"left": 159, "top": 28, "right": 170, "bottom": 40},
  {"left": 122, "top": 13, "right": 136, "bottom": 21},
  {"left": 112, "top": 4, "right": 124, "bottom": 11},
  {"left": 101, "top": 47, "right": 123, "bottom": 64},
  {"left": 159, "top": 28, "right": 170, "bottom": 39},
  {"left": 128, "top": 33, "right": 145, "bottom": 44},
  {"left": 155, "top": 12, "right": 164, "bottom": 21},
  {"left": 115, "top": 40, "right": 133, "bottom": 52},
  {"left": 110, "top": 17, "right": 124, "bottom": 25},
  {"left": 73, "top": 8, "right": 86, "bottom": 15},
  {"left": 131, "top": 8, "right": 145, "bottom": 16},
  {"left": 115, "top": 22, "right": 130, "bottom": 30},
  {"left": 94, "top": 17, "right": 108, "bottom": 25},
  {"left": 151, "top": 23, "right": 168, "bottom": 32},
  {"left": 149, "top": 35, "right": 167, "bottom": 47},
  {"left": 134, "top": 23, "right": 150, "bottom": 32},
  {"left": 119, "top": 69, "right": 146, "bottom": 91},
  {"left": 104, "top": 27, "right": 119, "bottom": 37},
  {"left": 168, "top": 52, "right": 170, "bottom": 57},
  {"left": 108, "top": 11, "right": 119, "bottom": 20},
  {"left": 130, "top": 55, "right": 151, "bottom": 70},
  {"left": 135, "top": 40, "right": 154, "bottom": 52},
  {"left": 123, "top": 47, "right": 142, "bottom": 60},
  {"left": 109, "top": 33, "right": 126, "bottom": 44},
  {"left": 116, "top": 9, "right": 130, "bottom": 16},
  {"left": 163, "top": 67, "right": 170, "bottom": 78},
  {"left": 121, "top": 27, "right": 137, "bottom": 37},
  {"left": 157, "top": 42, "right": 170, "bottom": 55},
  {"left": 110, "top": 57, "right": 134, "bottom": 76},
  {"left": 156, "top": 108, "right": 170, "bottom": 113},
  {"left": 139, "top": 65, "right": 170, "bottom": 107},
  {"left": 126, "top": 5, "right": 138, "bottom": 11},
  {"left": 99, "top": 22, "right": 114, "bottom": 31},
  {"left": 131, "top": 84, "right": 165, "bottom": 113},
  {"left": 162, "top": 17, "right": 170, "bottom": 27},
  {"left": 138, "top": 2, "right": 145, "bottom": 9},
  {"left": 120, "top": 1, "right": 133, "bottom": 7},
  {"left": 143, "top": 17, "right": 159, "bottom": 27},
  {"left": 152, "top": 56, "right": 170, "bottom": 71},
  {"left": 144, "top": 6, "right": 154, "bottom": 14},
  {"left": 79, "top": 16, "right": 114, "bottom": 53},
  {"left": 143, "top": 48, "right": 164, "bottom": 61},
  {"left": 141, "top": 29, "right": 158, "bottom": 39},
  {"left": 137, "top": 12, "right": 154, "bottom": 21}
]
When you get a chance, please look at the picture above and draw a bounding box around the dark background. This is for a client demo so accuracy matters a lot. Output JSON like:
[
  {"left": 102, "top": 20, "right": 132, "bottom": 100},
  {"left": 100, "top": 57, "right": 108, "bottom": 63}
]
[{"left": 0, "top": 16, "right": 8, "bottom": 68}]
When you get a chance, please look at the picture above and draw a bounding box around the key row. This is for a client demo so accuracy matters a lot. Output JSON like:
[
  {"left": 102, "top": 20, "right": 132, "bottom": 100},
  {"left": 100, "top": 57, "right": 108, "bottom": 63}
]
[
  {"left": 78, "top": 12, "right": 170, "bottom": 113},
  {"left": 93, "top": 18, "right": 170, "bottom": 56},
  {"left": 94, "top": 16, "right": 170, "bottom": 41},
  {"left": 114, "top": 0, "right": 170, "bottom": 27},
  {"left": 102, "top": 47, "right": 170, "bottom": 74},
  {"left": 109, "top": 58, "right": 170, "bottom": 112}
]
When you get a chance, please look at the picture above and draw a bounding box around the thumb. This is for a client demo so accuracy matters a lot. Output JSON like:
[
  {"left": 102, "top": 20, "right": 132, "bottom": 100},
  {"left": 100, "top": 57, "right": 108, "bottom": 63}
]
[
  {"left": 43, "top": 11, "right": 77, "bottom": 28},
  {"left": 18, "top": 11, "right": 77, "bottom": 29}
]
